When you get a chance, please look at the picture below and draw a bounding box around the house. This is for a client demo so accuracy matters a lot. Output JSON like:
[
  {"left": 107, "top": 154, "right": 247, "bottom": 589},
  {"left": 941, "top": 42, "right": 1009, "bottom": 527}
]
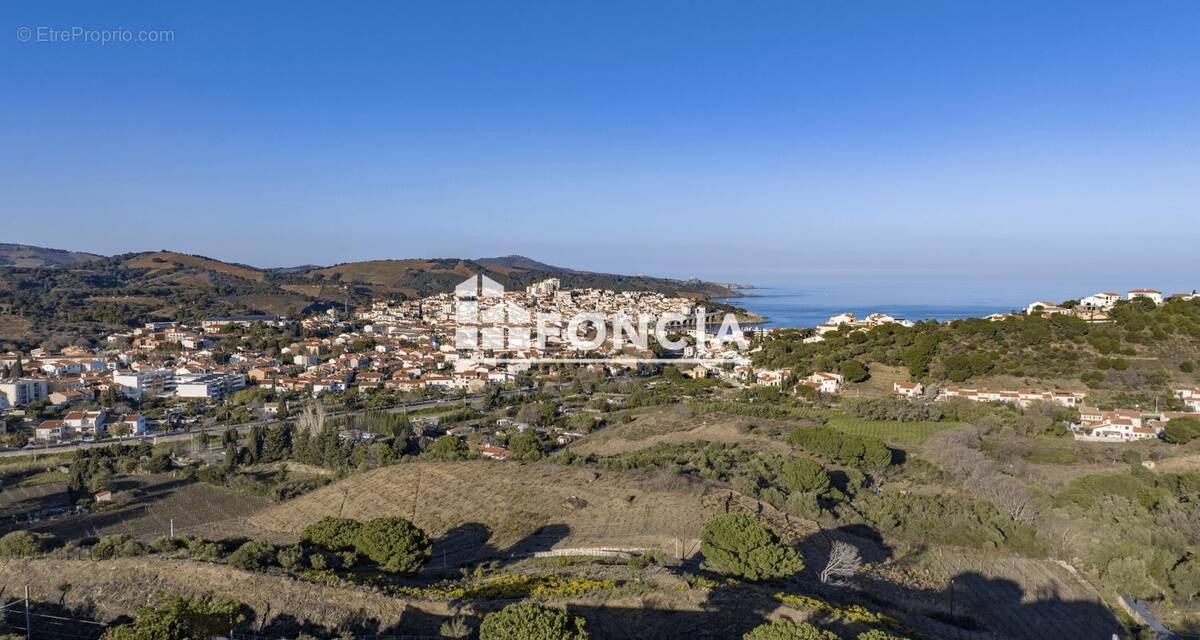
[
  {"left": 117, "top": 414, "right": 147, "bottom": 436},
  {"left": 1081, "top": 292, "right": 1121, "bottom": 310},
  {"left": 1072, "top": 406, "right": 1160, "bottom": 442},
  {"left": 479, "top": 445, "right": 510, "bottom": 461},
  {"left": 94, "top": 490, "right": 113, "bottom": 503},
  {"left": 64, "top": 410, "right": 107, "bottom": 438},
  {"left": 799, "top": 371, "right": 843, "bottom": 394},
  {"left": 35, "top": 420, "right": 67, "bottom": 442},
  {"left": 1173, "top": 388, "right": 1200, "bottom": 412},
  {"left": 893, "top": 381, "right": 924, "bottom": 398},
  {"left": 1025, "top": 301, "right": 1069, "bottom": 316},
  {"left": 1127, "top": 289, "right": 1164, "bottom": 305},
  {"left": 48, "top": 389, "right": 92, "bottom": 407}
]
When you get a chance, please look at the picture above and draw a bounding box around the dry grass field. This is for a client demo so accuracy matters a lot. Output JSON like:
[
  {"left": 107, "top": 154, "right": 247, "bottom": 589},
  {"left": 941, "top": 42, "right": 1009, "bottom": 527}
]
[
  {"left": 567, "top": 406, "right": 796, "bottom": 457},
  {"left": 0, "top": 557, "right": 416, "bottom": 632},
  {"left": 251, "top": 461, "right": 745, "bottom": 559}
]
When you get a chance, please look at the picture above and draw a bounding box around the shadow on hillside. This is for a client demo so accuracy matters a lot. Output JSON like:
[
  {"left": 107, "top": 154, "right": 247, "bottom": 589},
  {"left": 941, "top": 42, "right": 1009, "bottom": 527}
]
[
  {"left": 422, "top": 521, "right": 573, "bottom": 577},
  {"left": 787, "top": 524, "right": 1126, "bottom": 640}
]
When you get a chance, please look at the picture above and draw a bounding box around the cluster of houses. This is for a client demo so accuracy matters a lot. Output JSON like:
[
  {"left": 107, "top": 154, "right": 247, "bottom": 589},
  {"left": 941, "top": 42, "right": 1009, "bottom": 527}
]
[
  {"left": 1023, "top": 288, "right": 1197, "bottom": 322},
  {"left": 803, "top": 312, "right": 914, "bottom": 344}
]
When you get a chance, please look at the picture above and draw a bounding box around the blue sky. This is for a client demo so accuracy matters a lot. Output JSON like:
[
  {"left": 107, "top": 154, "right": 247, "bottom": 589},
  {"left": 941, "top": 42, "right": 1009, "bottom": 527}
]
[{"left": 3, "top": 1, "right": 1199, "bottom": 294}]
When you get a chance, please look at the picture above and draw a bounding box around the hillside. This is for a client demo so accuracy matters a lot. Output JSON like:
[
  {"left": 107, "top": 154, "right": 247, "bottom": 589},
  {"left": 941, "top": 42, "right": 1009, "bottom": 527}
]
[
  {"left": 298, "top": 255, "right": 735, "bottom": 299},
  {"left": 0, "top": 243, "right": 101, "bottom": 268},
  {"left": 0, "top": 248, "right": 735, "bottom": 348},
  {"left": 755, "top": 297, "right": 1200, "bottom": 407},
  {"left": 249, "top": 461, "right": 768, "bottom": 557}
]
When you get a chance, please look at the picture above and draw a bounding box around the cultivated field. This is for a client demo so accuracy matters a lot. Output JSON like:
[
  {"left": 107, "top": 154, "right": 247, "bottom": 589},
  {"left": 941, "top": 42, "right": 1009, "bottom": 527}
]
[
  {"left": 2, "top": 474, "right": 275, "bottom": 543},
  {"left": 824, "top": 416, "right": 968, "bottom": 446}
]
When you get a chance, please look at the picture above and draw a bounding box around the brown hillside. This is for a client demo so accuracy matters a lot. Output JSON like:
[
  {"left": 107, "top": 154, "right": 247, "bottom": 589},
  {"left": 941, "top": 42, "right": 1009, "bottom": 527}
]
[
  {"left": 250, "top": 461, "right": 747, "bottom": 553},
  {"left": 124, "top": 251, "right": 266, "bottom": 282}
]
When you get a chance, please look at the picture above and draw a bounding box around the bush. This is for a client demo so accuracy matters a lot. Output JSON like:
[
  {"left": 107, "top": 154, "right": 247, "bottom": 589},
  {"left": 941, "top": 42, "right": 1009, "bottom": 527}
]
[
  {"left": 479, "top": 602, "right": 588, "bottom": 640},
  {"left": 742, "top": 620, "right": 838, "bottom": 640},
  {"left": 300, "top": 516, "right": 363, "bottom": 552},
  {"left": 857, "top": 631, "right": 910, "bottom": 640},
  {"left": 91, "top": 534, "right": 148, "bottom": 560},
  {"left": 700, "top": 514, "right": 803, "bottom": 580},
  {"left": 839, "top": 360, "right": 870, "bottom": 383},
  {"left": 1163, "top": 417, "right": 1200, "bottom": 444},
  {"left": 426, "top": 434, "right": 469, "bottom": 460},
  {"left": 227, "top": 541, "right": 275, "bottom": 570},
  {"left": 779, "top": 457, "right": 830, "bottom": 495},
  {"left": 102, "top": 593, "right": 245, "bottom": 640},
  {"left": 276, "top": 545, "right": 306, "bottom": 570},
  {"left": 788, "top": 427, "right": 892, "bottom": 469},
  {"left": 0, "top": 531, "right": 56, "bottom": 558},
  {"left": 353, "top": 516, "right": 431, "bottom": 574}
]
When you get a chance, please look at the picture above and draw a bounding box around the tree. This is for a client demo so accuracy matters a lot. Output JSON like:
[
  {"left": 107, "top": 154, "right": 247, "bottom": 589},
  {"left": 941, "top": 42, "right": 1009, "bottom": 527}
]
[
  {"left": 742, "top": 620, "right": 838, "bottom": 640},
  {"left": 700, "top": 514, "right": 803, "bottom": 580},
  {"left": 353, "top": 516, "right": 432, "bottom": 573},
  {"left": 0, "top": 531, "right": 56, "bottom": 558},
  {"left": 839, "top": 360, "right": 870, "bottom": 383},
  {"left": 427, "top": 434, "right": 469, "bottom": 460},
  {"left": 508, "top": 429, "right": 543, "bottom": 462},
  {"left": 819, "top": 540, "right": 862, "bottom": 585},
  {"left": 1163, "top": 417, "right": 1200, "bottom": 444},
  {"left": 779, "top": 457, "right": 830, "bottom": 495},
  {"left": 1169, "top": 555, "right": 1200, "bottom": 600},
  {"left": 102, "top": 593, "right": 245, "bottom": 640},
  {"left": 479, "top": 602, "right": 588, "bottom": 640},
  {"left": 300, "top": 516, "right": 363, "bottom": 552}
]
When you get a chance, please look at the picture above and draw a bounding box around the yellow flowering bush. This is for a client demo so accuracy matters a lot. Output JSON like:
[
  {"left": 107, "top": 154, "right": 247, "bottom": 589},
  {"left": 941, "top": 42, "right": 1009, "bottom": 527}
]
[{"left": 773, "top": 592, "right": 898, "bottom": 628}]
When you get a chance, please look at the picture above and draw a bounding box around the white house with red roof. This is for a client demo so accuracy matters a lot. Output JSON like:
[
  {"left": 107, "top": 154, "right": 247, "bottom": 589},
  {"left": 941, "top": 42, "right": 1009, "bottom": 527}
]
[{"left": 893, "top": 381, "right": 924, "bottom": 398}]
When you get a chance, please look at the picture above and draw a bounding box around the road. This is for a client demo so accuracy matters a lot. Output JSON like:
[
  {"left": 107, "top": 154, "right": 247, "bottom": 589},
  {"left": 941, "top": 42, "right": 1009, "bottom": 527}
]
[{"left": 0, "top": 386, "right": 543, "bottom": 459}]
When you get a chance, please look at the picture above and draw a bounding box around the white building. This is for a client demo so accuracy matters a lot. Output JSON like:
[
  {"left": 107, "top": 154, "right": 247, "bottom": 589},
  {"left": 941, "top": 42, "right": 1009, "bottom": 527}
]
[
  {"left": 0, "top": 379, "right": 48, "bottom": 407},
  {"left": 175, "top": 372, "right": 245, "bottom": 399},
  {"left": 1081, "top": 292, "right": 1122, "bottom": 310},
  {"left": 893, "top": 381, "right": 924, "bottom": 398},
  {"left": 113, "top": 370, "right": 175, "bottom": 400},
  {"left": 1127, "top": 289, "right": 1164, "bottom": 305},
  {"left": 799, "top": 371, "right": 843, "bottom": 394},
  {"left": 1174, "top": 388, "right": 1200, "bottom": 412}
]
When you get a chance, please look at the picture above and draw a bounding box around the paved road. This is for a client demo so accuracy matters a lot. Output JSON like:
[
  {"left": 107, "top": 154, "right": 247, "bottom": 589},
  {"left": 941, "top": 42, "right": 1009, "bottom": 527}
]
[{"left": 0, "top": 386, "right": 543, "bottom": 459}]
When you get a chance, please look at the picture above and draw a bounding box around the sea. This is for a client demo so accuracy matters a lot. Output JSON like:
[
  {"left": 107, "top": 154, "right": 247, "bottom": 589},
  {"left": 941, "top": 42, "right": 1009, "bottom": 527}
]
[{"left": 720, "top": 287, "right": 1026, "bottom": 329}]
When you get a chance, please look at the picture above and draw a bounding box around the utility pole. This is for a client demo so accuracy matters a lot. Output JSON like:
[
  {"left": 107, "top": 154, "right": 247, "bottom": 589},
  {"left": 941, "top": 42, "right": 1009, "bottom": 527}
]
[{"left": 24, "top": 585, "right": 31, "bottom": 640}]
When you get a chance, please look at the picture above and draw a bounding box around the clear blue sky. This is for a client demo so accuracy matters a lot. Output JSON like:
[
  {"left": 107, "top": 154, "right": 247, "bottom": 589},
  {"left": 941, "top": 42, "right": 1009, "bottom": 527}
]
[{"left": 3, "top": 1, "right": 1199, "bottom": 294}]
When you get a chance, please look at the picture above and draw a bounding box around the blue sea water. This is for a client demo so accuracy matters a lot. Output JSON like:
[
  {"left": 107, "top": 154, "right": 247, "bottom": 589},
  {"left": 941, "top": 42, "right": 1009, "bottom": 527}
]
[{"left": 721, "top": 287, "right": 1025, "bottom": 329}]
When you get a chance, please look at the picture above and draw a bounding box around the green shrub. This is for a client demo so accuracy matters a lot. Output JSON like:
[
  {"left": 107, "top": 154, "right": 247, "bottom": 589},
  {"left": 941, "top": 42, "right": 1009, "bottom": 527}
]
[
  {"left": 276, "top": 545, "right": 305, "bottom": 570},
  {"left": 102, "top": 593, "right": 245, "bottom": 640},
  {"left": 479, "top": 602, "right": 588, "bottom": 640},
  {"left": 788, "top": 427, "right": 892, "bottom": 468},
  {"left": 91, "top": 534, "right": 147, "bottom": 560},
  {"left": 0, "top": 531, "right": 56, "bottom": 558},
  {"left": 700, "top": 514, "right": 803, "bottom": 580},
  {"left": 779, "top": 457, "right": 830, "bottom": 495},
  {"left": 1162, "top": 417, "right": 1200, "bottom": 444},
  {"left": 227, "top": 541, "right": 275, "bottom": 570},
  {"left": 300, "top": 516, "right": 362, "bottom": 551},
  {"left": 353, "top": 516, "right": 431, "bottom": 574},
  {"left": 742, "top": 620, "right": 838, "bottom": 640}
]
